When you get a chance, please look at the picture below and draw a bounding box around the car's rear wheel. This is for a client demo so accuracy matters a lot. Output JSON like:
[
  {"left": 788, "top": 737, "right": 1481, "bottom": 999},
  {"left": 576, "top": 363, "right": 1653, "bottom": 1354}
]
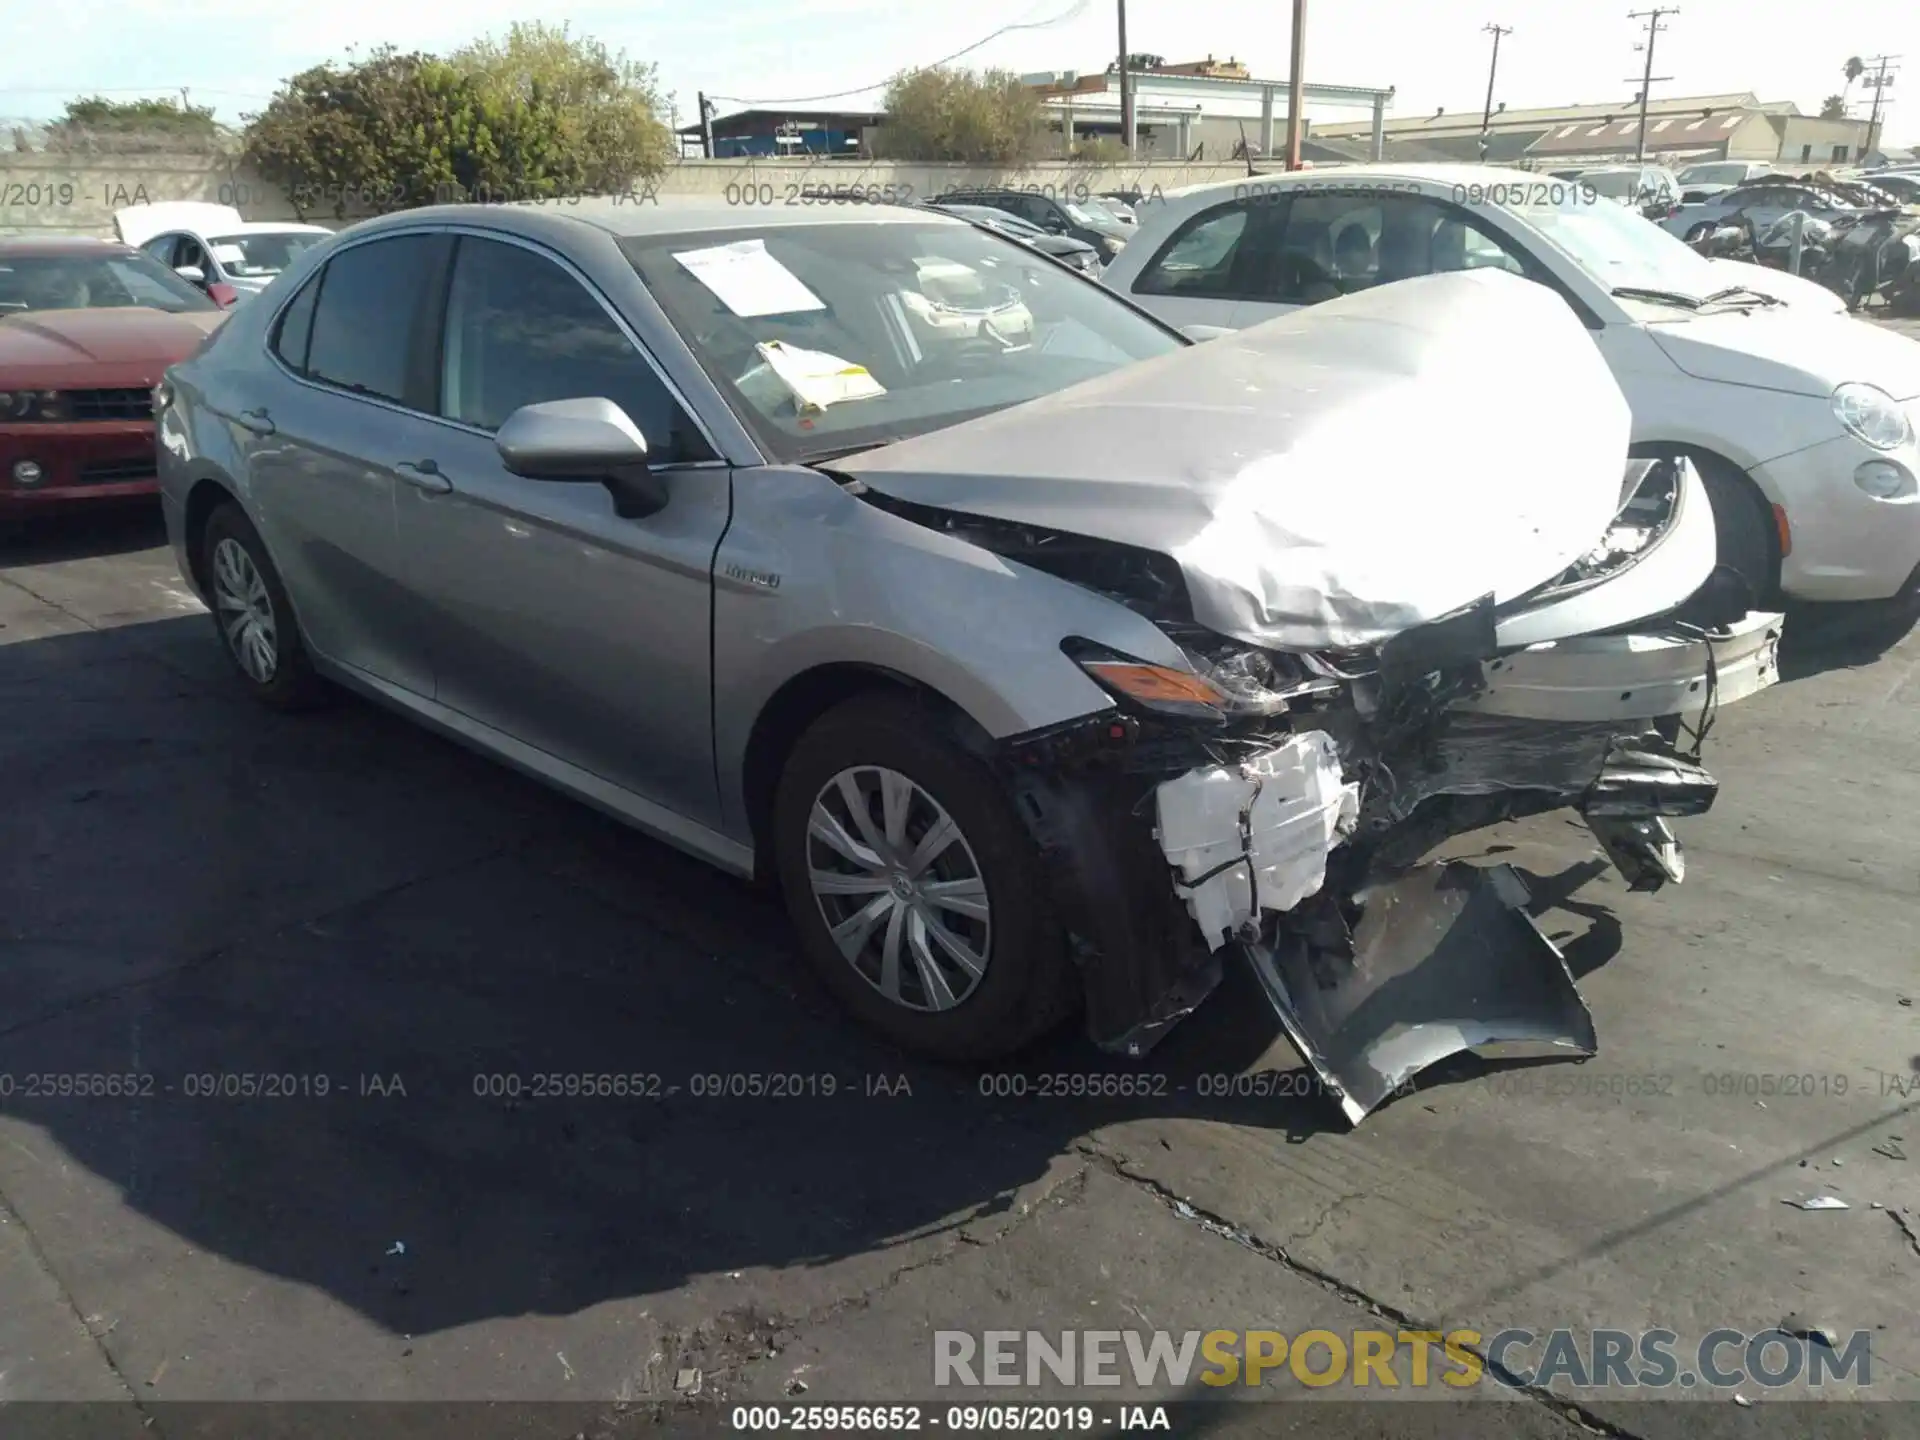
[
  {"left": 200, "top": 503, "right": 326, "bottom": 710},
  {"left": 771, "top": 694, "right": 1076, "bottom": 1061},
  {"left": 1695, "top": 455, "right": 1779, "bottom": 606}
]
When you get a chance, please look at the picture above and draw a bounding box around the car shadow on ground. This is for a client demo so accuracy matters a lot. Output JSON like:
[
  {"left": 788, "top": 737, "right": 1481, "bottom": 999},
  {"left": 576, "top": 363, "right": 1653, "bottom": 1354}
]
[
  {"left": 1776, "top": 597, "right": 1918, "bottom": 683},
  {"left": 1, "top": 614, "right": 1406, "bottom": 1342},
  {"left": 0, "top": 501, "right": 168, "bottom": 566}
]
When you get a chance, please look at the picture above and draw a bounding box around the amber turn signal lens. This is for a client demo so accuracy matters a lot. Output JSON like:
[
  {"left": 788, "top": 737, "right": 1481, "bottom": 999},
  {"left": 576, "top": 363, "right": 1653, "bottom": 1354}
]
[{"left": 1081, "top": 660, "right": 1226, "bottom": 708}]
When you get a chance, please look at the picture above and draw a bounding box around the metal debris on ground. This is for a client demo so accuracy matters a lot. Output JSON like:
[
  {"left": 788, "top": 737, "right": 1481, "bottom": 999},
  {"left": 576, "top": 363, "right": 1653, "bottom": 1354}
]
[
  {"left": 786, "top": 1378, "right": 809, "bottom": 1396},
  {"left": 1872, "top": 1140, "right": 1907, "bottom": 1160},
  {"left": 675, "top": 1367, "right": 703, "bottom": 1395},
  {"left": 1783, "top": 1195, "right": 1850, "bottom": 1210},
  {"left": 1779, "top": 1315, "right": 1839, "bottom": 1348},
  {"left": 386, "top": 1241, "right": 406, "bottom": 1256},
  {"left": 1732, "top": 1394, "right": 1753, "bottom": 1407}
]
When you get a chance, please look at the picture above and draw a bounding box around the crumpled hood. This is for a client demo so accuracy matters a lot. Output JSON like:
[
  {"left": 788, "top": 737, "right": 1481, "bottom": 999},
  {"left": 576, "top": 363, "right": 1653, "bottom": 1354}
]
[
  {"left": 0, "top": 307, "right": 225, "bottom": 383},
  {"left": 1649, "top": 307, "right": 1920, "bottom": 400},
  {"left": 837, "top": 269, "right": 1631, "bottom": 650}
]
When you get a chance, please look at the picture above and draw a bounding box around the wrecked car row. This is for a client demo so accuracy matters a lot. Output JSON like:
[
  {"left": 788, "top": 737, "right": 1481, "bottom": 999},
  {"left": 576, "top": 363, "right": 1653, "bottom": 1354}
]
[{"left": 151, "top": 199, "right": 1783, "bottom": 1123}]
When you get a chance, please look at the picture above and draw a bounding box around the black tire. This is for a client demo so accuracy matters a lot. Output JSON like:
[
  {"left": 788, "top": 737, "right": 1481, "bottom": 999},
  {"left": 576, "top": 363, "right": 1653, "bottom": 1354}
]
[
  {"left": 1695, "top": 456, "right": 1779, "bottom": 605},
  {"left": 771, "top": 693, "right": 1075, "bottom": 1062},
  {"left": 199, "top": 503, "right": 327, "bottom": 711}
]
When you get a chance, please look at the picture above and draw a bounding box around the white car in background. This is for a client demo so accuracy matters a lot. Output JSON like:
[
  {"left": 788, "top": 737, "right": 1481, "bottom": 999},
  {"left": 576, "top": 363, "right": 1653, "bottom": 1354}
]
[
  {"left": 113, "top": 202, "right": 330, "bottom": 305},
  {"left": 1102, "top": 165, "right": 1920, "bottom": 610}
]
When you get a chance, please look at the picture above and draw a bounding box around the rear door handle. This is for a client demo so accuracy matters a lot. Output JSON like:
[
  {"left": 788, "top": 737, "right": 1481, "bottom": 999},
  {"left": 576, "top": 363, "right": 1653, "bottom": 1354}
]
[
  {"left": 235, "top": 407, "right": 275, "bottom": 436},
  {"left": 395, "top": 458, "right": 453, "bottom": 495}
]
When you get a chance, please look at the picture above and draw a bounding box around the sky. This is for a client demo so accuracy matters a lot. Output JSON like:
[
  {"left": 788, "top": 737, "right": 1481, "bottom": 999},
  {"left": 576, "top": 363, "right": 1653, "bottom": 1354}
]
[{"left": 2, "top": 0, "right": 1914, "bottom": 144}]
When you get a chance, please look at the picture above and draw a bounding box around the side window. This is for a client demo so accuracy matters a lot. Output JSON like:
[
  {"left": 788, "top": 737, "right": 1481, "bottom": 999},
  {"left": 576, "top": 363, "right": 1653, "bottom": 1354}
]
[
  {"left": 1134, "top": 202, "right": 1253, "bottom": 297},
  {"left": 142, "top": 235, "right": 177, "bottom": 265},
  {"left": 270, "top": 270, "right": 322, "bottom": 373},
  {"left": 176, "top": 237, "right": 208, "bottom": 274},
  {"left": 305, "top": 234, "right": 442, "bottom": 406},
  {"left": 1258, "top": 195, "right": 1499, "bottom": 304},
  {"left": 439, "top": 236, "right": 705, "bottom": 463}
]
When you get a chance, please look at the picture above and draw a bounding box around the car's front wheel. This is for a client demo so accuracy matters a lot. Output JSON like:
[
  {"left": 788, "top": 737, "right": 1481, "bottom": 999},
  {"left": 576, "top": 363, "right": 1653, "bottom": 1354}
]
[
  {"left": 771, "top": 694, "right": 1076, "bottom": 1061},
  {"left": 1695, "top": 456, "right": 1778, "bottom": 606},
  {"left": 200, "top": 502, "right": 326, "bottom": 710}
]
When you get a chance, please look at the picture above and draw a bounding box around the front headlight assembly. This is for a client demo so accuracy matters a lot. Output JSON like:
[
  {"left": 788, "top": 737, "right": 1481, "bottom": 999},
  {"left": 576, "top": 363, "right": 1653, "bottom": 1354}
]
[
  {"left": 1832, "top": 382, "right": 1914, "bottom": 452},
  {"left": 1066, "top": 640, "right": 1344, "bottom": 722},
  {"left": 2, "top": 390, "right": 68, "bottom": 422}
]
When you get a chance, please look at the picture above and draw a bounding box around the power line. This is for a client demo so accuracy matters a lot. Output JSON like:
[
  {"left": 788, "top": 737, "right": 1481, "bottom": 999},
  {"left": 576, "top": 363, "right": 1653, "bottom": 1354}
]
[{"left": 708, "top": 0, "right": 1093, "bottom": 107}]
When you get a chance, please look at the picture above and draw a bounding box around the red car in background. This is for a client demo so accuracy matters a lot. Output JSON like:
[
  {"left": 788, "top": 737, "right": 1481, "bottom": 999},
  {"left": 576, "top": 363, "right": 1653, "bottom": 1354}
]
[{"left": 0, "top": 237, "right": 229, "bottom": 514}]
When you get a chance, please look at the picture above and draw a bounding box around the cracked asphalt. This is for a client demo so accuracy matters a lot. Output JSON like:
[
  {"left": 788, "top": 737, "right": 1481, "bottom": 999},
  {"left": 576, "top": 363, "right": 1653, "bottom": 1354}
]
[{"left": 2, "top": 484, "right": 1919, "bottom": 1440}]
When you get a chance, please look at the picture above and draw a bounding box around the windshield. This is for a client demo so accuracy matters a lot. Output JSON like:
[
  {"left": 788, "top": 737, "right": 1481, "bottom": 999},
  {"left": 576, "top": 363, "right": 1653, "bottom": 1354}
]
[
  {"left": 0, "top": 250, "right": 215, "bottom": 314},
  {"left": 1580, "top": 171, "right": 1641, "bottom": 199},
  {"left": 620, "top": 222, "right": 1182, "bottom": 463},
  {"left": 1500, "top": 187, "right": 1721, "bottom": 299},
  {"left": 206, "top": 230, "right": 326, "bottom": 278},
  {"left": 1680, "top": 163, "right": 1754, "bottom": 186}
]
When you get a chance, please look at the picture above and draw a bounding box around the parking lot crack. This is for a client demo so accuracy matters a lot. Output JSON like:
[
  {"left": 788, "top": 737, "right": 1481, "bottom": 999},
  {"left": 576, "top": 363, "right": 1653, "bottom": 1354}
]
[
  {"left": 0, "top": 1185, "right": 162, "bottom": 1432},
  {"left": 1083, "top": 1148, "right": 1651, "bottom": 1440}
]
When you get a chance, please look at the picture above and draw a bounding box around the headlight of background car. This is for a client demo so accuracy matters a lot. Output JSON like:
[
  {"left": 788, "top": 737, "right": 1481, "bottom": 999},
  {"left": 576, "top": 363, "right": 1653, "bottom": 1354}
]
[
  {"left": 2, "top": 390, "right": 69, "bottom": 422},
  {"left": 1832, "top": 382, "right": 1913, "bottom": 451}
]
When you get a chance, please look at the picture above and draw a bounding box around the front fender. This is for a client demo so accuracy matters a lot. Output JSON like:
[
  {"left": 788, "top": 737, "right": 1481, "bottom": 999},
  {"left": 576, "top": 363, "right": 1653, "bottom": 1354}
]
[{"left": 711, "top": 465, "right": 1192, "bottom": 837}]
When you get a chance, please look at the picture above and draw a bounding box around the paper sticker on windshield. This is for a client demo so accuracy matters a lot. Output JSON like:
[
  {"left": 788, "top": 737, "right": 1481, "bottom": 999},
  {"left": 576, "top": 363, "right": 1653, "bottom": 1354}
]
[
  {"left": 210, "top": 244, "right": 246, "bottom": 266},
  {"left": 673, "top": 239, "right": 825, "bottom": 317}
]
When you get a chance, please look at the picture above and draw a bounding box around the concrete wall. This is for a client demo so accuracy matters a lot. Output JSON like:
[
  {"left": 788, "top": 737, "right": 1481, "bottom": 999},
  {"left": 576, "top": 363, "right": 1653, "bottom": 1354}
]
[{"left": 0, "top": 154, "right": 1258, "bottom": 237}]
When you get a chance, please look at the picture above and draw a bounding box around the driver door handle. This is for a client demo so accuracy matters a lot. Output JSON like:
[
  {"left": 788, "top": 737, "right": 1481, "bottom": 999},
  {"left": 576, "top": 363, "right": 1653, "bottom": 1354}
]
[
  {"left": 395, "top": 458, "right": 452, "bottom": 494},
  {"left": 235, "top": 407, "right": 275, "bottom": 436}
]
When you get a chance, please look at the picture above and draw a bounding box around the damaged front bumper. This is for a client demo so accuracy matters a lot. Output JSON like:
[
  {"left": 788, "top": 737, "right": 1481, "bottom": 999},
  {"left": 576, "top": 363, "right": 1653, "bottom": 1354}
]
[{"left": 1001, "top": 604, "right": 1783, "bottom": 1125}]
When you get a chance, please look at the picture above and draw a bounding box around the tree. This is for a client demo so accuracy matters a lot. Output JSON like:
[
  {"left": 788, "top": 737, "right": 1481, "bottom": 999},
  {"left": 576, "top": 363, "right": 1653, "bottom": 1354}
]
[
  {"left": 877, "top": 67, "right": 1048, "bottom": 165},
  {"left": 50, "top": 95, "right": 223, "bottom": 151},
  {"left": 1820, "top": 93, "right": 1850, "bottom": 119},
  {"left": 241, "top": 25, "right": 672, "bottom": 219}
]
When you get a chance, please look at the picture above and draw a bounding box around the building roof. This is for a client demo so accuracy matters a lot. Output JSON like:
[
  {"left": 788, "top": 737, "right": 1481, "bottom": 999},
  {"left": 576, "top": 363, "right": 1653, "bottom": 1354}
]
[
  {"left": 675, "top": 107, "right": 884, "bottom": 137},
  {"left": 1526, "top": 110, "right": 1752, "bottom": 155},
  {"left": 1316, "top": 92, "right": 1766, "bottom": 139}
]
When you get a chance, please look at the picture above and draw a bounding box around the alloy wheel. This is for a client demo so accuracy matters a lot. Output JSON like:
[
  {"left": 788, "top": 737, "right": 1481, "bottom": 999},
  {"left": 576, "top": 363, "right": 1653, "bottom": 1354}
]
[
  {"left": 211, "top": 536, "right": 278, "bottom": 684},
  {"left": 805, "top": 765, "right": 992, "bottom": 1011}
]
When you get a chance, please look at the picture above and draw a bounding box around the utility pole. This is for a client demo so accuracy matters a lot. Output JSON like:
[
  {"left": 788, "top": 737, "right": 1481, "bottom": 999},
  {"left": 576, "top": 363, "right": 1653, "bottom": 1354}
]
[
  {"left": 1286, "top": 0, "right": 1308, "bottom": 169},
  {"left": 1479, "top": 24, "right": 1512, "bottom": 161},
  {"left": 1626, "top": 9, "right": 1677, "bottom": 162},
  {"left": 1116, "top": 0, "right": 1135, "bottom": 155},
  {"left": 697, "top": 91, "right": 715, "bottom": 158},
  {"left": 1861, "top": 55, "right": 1901, "bottom": 158}
]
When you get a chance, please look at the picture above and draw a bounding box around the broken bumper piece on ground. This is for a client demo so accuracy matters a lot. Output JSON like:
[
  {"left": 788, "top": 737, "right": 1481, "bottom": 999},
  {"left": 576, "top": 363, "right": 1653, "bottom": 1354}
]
[
  {"left": 1240, "top": 863, "right": 1597, "bottom": 1126},
  {"left": 1148, "top": 717, "right": 1718, "bottom": 1125}
]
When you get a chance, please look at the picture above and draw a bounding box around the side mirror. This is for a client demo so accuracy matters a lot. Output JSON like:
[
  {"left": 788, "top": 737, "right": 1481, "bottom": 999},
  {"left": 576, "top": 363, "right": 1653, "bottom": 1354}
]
[
  {"left": 495, "top": 397, "right": 671, "bottom": 519},
  {"left": 175, "top": 265, "right": 206, "bottom": 286}
]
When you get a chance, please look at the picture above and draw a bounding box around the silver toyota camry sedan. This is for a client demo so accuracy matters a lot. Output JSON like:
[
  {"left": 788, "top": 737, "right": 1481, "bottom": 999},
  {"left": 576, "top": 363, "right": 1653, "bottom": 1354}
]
[{"left": 155, "top": 199, "right": 1782, "bottom": 1122}]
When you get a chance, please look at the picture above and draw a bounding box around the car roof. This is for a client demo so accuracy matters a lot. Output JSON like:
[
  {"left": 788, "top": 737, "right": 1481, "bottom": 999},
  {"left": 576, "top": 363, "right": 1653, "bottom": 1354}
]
[
  {"left": 0, "top": 236, "right": 135, "bottom": 258},
  {"left": 203, "top": 221, "right": 333, "bottom": 237},
  {"left": 338, "top": 198, "right": 965, "bottom": 242},
  {"left": 1155, "top": 162, "right": 1542, "bottom": 203}
]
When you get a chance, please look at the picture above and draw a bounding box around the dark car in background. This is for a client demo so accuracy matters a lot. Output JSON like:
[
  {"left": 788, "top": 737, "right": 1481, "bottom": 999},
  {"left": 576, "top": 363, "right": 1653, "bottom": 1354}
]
[
  {"left": 923, "top": 202, "right": 1104, "bottom": 273},
  {"left": 932, "top": 189, "right": 1130, "bottom": 264},
  {"left": 0, "top": 238, "right": 226, "bottom": 515}
]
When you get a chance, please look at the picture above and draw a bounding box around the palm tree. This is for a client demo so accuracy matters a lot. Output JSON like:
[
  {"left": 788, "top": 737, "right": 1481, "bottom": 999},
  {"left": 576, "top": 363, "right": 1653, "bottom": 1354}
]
[{"left": 1840, "top": 55, "right": 1866, "bottom": 112}]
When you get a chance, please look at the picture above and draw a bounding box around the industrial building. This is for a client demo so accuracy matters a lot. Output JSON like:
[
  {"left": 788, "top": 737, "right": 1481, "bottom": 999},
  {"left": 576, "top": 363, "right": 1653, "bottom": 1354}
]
[{"left": 1310, "top": 92, "right": 1883, "bottom": 169}]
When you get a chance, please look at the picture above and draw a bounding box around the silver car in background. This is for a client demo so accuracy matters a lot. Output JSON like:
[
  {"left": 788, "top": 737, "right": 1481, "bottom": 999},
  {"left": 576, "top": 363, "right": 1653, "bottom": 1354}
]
[{"left": 154, "top": 201, "right": 1779, "bottom": 1121}]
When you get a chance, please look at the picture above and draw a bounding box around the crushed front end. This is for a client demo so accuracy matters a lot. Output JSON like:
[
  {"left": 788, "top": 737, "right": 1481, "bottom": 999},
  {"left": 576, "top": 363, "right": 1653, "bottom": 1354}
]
[{"left": 978, "top": 457, "right": 1784, "bottom": 1122}]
